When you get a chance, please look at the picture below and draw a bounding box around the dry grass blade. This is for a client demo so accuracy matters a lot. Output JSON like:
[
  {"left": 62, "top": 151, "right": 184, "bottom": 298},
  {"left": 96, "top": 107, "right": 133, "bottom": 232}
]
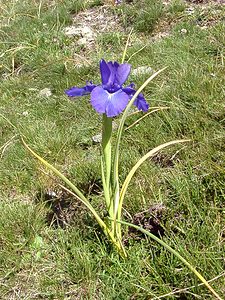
[
  {"left": 150, "top": 272, "right": 225, "bottom": 300},
  {"left": 0, "top": 135, "right": 18, "bottom": 158},
  {"left": 125, "top": 107, "right": 169, "bottom": 131}
]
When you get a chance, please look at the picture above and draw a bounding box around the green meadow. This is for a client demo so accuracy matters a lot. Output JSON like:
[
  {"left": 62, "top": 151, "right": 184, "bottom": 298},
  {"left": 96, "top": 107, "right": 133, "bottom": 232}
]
[{"left": 0, "top": 0, "right": 224, "bottom": 299}]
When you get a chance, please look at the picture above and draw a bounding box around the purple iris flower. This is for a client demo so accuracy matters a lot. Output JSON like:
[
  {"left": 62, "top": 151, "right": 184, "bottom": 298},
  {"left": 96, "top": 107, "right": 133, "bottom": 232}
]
[{"left": 65, "top": 59, "right": 149, "bottom": 117}]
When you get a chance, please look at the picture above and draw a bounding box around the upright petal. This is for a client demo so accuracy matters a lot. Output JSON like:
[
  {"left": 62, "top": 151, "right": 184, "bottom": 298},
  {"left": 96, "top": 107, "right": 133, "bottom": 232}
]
[
  {"left": 100, "top": 59, "right": 111, "bottom": 85},
  {"left": 90, "top": 86, "right": 129, "bottom": 117},
  {"left": 115, "top": 63, "right": 131, "bottom": 86},
  {"left": 107, "top": 61, "right": 117, "bottom": 86}
]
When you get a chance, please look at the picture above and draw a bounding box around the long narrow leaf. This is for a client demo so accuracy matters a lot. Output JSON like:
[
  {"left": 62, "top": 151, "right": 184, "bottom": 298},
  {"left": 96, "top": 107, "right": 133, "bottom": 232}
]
[
  {"left": 117, "top": 139, "right": 190, "bottom": 228},
  {"left": 113, "top": 68, "right": 167, "bottom": 189},
  {"left": 22, "top": 138, "right": 127, "bottom": 257},
  {"left": 124, "top": 107, "right": 169, "bottom": 132},
  {"left": 121, "top": 28, "right": 133, "bottom": 64},
  {"left": 115, "top": 219, "right": 223, "bottom": 300},
  {"left": 57, "top": 183, "right": 126, "bottom": 256},
  {"left": 22, "top": 137, "right": 87, "bottom": 202}
]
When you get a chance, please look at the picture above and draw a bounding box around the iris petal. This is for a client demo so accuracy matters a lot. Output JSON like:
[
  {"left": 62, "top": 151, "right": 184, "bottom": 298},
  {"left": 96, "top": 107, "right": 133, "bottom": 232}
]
[
  {"left": 105, "top": 90, "right": 129, "bottom": 117},
  {"left": 122, "top": 86, "right": 149, "bottom": 112},
  {"left": 85, "top": 83, "right": 97, "bottom": 93},
  {"left": 133, "top": 94, "right": 149, "bottom": 111},
  {"left": 90, "top": 86, "right": 107, "bottom": 114},
  {"left": 115, "top": 63, "right": 131, "bottom": 86},
  {"left": 65, "top": 83, "right": 96, "bottom": 97},
  {"left": 100, "top": 59, "right": 111, "bottom": 85},
  {"left": 122, "top": 86, "right": 136, "bottom": 97},
  {"left": 65, "top": 86, "right": 89, "bottom": 97},
  {"left": 90, "top": 86, "right": 129, "bottom": 117},
  {"left": 107, "top": 61, "right": 117, "bottom": 86}
]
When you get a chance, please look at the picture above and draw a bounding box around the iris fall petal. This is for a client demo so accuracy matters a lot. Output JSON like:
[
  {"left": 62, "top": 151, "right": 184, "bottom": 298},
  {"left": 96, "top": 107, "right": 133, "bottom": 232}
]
[
  {"left": 65, "top": 86, "right": 88, "bottom": 97},
  {"left": 91, "top": 86, "right": 129, "bottom": 117}
]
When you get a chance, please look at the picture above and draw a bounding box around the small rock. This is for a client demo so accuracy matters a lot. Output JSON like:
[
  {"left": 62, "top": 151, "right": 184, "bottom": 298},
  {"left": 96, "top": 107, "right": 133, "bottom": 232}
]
[
  {"left": 162, "top": 1, "right": 170, "bottom": 6},
  {"left": 200, "top": 25, "right": 208, "bottom": 30},
  {"left": 92, "top": 133, "right": 102, "bottom": 144},
  {"left": 39, "top": 88, "right": 52, "bottom": 97},
  {"left": 132, "top": 66, "right": 154, "bottom": 76},
  {"left": 180, "top": 28, "right": 187, "bottom": 34},
  {"left": 82, "top": 26, "right": 93, "bottom": 35},
  {"left": 22, "top": 111, "right": 29, "bottom": 116},
  {"left": 77, "top": 37, "right": 88, "bottom": 45}
]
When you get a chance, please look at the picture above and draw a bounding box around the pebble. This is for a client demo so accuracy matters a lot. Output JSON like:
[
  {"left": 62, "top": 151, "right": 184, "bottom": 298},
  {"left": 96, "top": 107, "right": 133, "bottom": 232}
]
[
  {"left": 92, "top": 133, "right": 102, "bottom": 143},
  {"left": 39, "top": 88, "right": 52, "bottom": 97},
  {"left": 22, "top": 111, "right": 29, "bottom": 116},
  {"left": 185, "top": 7, "right": 194, "bottom": 15},
  {"left": 180, "top": 28, "right": 187, "bottom": 34},
  {"left": 132, "top": 66, "right": 154, "bottom": 76}
]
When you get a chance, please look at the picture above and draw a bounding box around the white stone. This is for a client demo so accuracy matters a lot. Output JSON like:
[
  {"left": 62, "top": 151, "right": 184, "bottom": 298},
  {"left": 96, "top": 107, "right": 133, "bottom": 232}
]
[
  {"left": 77, "top": 37, "right": 88, "bottom": 45},
  {"left": 82, "top": 25, "right": 93, "bottom": 35},
  {"left": 185, "top": 7, "right": 194, "bottom": 15},
  {"left": 39, "top": 88, "right": 52, "bottom": 97},
  {"left": 132, "top": 66, "right": 154, "bottom": 76},
  {"left": 180, "top": 28, "right": 187, "bottom": 34},
  {"left": 92, "top": 133, "right": 102, "bottom": 143}
]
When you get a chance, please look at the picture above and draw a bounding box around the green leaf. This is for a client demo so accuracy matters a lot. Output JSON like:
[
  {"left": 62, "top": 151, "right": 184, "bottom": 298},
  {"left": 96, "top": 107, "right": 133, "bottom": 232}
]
[
  {"left": 115, "top": 219, "right": 223, "bottom": 300},
  {"left": 117, "top": 139, "right": 190, "bottom": 231},
  {"left": 22, "top": 137, "right": 126, "bottom": 257}
]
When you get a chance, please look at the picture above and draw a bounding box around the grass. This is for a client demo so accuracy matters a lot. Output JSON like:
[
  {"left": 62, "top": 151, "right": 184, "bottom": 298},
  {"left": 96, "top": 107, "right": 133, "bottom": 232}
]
[
  {"left": 0, "top": 0, "right": 225, "bottom": 299},
  {"left": 118, "top": 0, "right": 164, "bottom": 33}
]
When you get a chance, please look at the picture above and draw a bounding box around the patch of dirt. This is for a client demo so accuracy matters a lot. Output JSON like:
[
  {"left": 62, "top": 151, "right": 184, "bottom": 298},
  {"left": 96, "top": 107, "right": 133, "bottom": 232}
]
[
  {"left": 37, "top": 190, "right": 89, "bottom": 229},
  {"left": 151, "top": 153, "right": 176, "bottom": 168},
  {"left": 125, "top": 204, "right": 167, "bottom": 244},
  {"left": 64, "top": 4, "right": 127, "bottom": 63},
  {"left": 78, "top": 177, "right": 102, "bottom": 196},
  {"left": 73, "top": 5, "right": 124, "bottom": 34}
]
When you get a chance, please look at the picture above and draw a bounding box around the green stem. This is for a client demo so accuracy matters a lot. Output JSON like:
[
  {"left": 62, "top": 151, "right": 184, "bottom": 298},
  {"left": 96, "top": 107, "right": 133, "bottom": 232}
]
[
  {"left": 102, "top": 114, "right": 112, "bottom": 192},
  {"left": 116, "top": 220, "right": 223, "bottom": 300},
  {"left": 102, "top": 114, "right": 115, "bottom": 234}
]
